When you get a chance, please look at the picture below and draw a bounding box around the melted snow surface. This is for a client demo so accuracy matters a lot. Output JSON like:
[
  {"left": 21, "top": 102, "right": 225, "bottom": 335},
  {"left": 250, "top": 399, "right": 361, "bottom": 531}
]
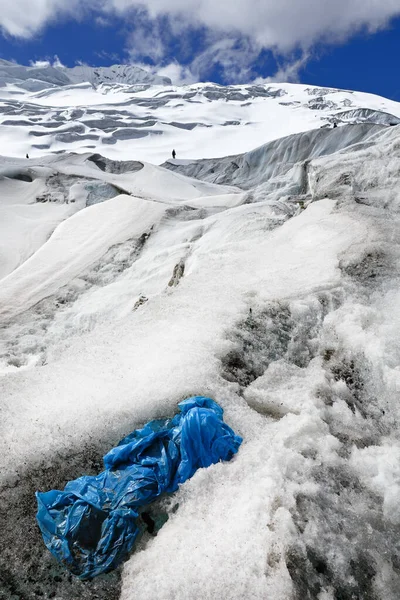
[{"left": 1, "top": 70, "right": 400, "bottom": 600}]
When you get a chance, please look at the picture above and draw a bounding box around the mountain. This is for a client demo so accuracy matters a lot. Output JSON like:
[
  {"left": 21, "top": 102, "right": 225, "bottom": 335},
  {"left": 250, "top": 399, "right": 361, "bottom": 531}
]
[
  {"left": 0, "top": 59, "right": 171, "bottom": 92},
  {"left": 59, "top": 63, "right": 172, "bottom": 87},
  {"left": 0, "top": 69, "right": 400, "bottom": 600},
  {"left": 0, "top": 71, "right": 399, "bottom": 164}
]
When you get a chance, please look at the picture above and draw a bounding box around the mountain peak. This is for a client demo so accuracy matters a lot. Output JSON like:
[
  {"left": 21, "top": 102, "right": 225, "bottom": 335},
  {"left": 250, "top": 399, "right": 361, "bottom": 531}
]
[
  {"left": 0, "top": 61, "right": 171, "bottom": 91},
  {"left": 59, "top": 63, "right": 171, "bottom": 87}
]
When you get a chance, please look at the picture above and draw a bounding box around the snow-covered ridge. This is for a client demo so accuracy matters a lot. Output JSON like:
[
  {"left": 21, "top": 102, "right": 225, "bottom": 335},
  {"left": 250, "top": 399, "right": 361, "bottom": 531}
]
[
  {"left": 60, "top": 63, "right": 171, "bottom": 87},
  {"left": 0, "top": 59, "right": 171, "bottom": 92},
  {"left": 163, "top": 122, "right": 384, "bottom": 191}
]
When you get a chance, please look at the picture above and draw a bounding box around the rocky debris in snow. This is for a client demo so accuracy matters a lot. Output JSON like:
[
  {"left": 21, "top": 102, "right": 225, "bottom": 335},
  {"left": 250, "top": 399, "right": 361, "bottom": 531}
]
[{"left": 168, "top": 260, "right": 185, "bottom": 287}]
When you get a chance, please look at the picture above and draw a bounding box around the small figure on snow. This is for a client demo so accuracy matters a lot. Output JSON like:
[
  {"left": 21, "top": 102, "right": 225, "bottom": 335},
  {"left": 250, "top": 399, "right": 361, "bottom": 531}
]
[
  {"left": 172, "top": 149, "right": 176, "bottom": 159},
  {"left": 333, "top": 122, "right": 338, "bottom": 128},
  {"left": 26, "top": 153, "right": 29, "bottom": 159}
]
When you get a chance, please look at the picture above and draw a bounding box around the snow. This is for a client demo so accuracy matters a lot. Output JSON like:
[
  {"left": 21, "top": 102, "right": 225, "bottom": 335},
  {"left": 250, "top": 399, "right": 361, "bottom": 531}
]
[
  {"left": 0, "top": 194, "right": 166, "bottom": 322},
  {"left": 2, "top": 74, "right": 400, "bottom": 165},
  {"left": 0, "top": 60, "right": 170, "bottom": 91},
  {"left": 1, "top": 66, "right": 400, "bottom": 600},
  {"left": 0, "top": 176, "right": 65, "bottom": 277}
]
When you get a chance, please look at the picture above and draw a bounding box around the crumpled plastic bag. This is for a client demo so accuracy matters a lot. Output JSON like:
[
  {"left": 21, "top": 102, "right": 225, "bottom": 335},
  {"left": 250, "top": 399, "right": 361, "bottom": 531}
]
[{"left": 36, "top": 396, "right": 242, "bottom": 579}]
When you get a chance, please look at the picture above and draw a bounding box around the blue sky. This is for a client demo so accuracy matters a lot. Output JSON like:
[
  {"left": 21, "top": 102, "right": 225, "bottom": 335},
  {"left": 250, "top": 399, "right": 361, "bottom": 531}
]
[
  {"left": 0, "top": 1, "right": 400, "bottom": 98},
  {"left": 302, "top": 20, "right": 400, "bottom": 101}
]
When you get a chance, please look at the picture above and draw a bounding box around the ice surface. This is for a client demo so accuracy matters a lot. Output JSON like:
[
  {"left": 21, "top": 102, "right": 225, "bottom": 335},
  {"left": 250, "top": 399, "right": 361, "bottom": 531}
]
[
  {"left": 1, "top": 72, "right": 400, "bottom": 599},
  {"left": 1, "top": 72, "right": 400, "bottom": 165}
]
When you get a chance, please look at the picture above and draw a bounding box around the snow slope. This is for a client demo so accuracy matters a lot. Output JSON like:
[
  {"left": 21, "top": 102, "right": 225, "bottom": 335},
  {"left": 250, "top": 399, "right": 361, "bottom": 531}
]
[
  {"left": 1, "top": 70, "right": 400, "bottom": 600},
  {"left": 1, "top": 65, "right": 400, "bottom": 164}
]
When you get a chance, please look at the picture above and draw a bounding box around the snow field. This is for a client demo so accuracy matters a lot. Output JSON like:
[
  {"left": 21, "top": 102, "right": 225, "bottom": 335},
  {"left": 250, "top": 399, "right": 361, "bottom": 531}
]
[{"left": 1, "top": 77, "right": 400, "bottom": 598}]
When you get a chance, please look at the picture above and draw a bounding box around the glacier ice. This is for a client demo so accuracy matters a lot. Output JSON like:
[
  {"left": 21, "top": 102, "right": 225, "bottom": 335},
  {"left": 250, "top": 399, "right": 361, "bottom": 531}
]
[{"left": 0, "top": 70, "right": 400, "bottom": 600}]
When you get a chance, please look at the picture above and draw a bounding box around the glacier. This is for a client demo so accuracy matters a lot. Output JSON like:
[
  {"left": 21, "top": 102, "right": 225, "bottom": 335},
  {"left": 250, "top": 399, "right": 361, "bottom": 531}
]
[{"left": 0, "top": 63, "right": 400, "bottom": 600}]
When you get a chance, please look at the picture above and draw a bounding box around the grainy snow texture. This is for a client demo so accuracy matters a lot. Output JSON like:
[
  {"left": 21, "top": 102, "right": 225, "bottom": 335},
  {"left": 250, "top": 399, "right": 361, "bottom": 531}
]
[{"left": 1, "top": 64, "right": 400, "bottom": 600}]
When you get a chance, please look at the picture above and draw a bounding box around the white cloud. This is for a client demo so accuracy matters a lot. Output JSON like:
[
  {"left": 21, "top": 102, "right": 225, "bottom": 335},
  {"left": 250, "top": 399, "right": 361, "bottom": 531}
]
[
  {"left": 0, "top": 0, "right": 107, "bottom": 37},
  {"left": 129, "top": 60, "right": 196, "bottom": 85},
  {"left": 1, "top": 0, "right": 400, "bottom": 84},
  {"left": 108, "top": 0, "right": 400, "bottom": 53},
  {"left": 2, "top": 0, "right": 400, "bottom": 51},
  {"left": 139, "top": 44, "right": 310, "bottom": 86},
  {"left": 155, "top": 62, "right": 197, "bottom": 85},
  {"left": 29, "top": 59, "right": 50, "bottom": 68},
  {"left": 187, "top": 37, "right": 257, "bottom": 83},
  {"left": 0, "top": 0, "right": 77, "bottom": 37},
  {"left": 94, "top": 15, "right": 110, "bottom": 26},
  {"left": 125, "top": 12, "right": 166, "bottom": 63},
  {"left": 255, "top": 52, "right": 311, "bottom": 85},
  {"left": 53, "top": 54, "right": 65, "bottom": 68},
  {"left": 29, "top": 55, "right": 65, "bottom": 68}
]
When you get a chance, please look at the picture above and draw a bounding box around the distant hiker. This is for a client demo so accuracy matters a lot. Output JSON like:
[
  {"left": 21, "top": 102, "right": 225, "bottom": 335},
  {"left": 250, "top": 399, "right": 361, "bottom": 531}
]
[
  {"left": 26, "top": 153, "right": 29, "bottom": 159},
  {"left": 172, "top": 149, "right": 176, "bottom": 159},
  {"left": 333, "top": 122, "right": 337, "bottom": 128}
]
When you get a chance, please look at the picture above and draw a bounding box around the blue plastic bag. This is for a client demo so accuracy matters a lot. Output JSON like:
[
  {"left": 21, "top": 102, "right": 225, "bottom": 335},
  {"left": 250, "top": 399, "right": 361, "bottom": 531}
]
[{"left": 36, "top": 397, "right": 242, "bottom": 580}]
